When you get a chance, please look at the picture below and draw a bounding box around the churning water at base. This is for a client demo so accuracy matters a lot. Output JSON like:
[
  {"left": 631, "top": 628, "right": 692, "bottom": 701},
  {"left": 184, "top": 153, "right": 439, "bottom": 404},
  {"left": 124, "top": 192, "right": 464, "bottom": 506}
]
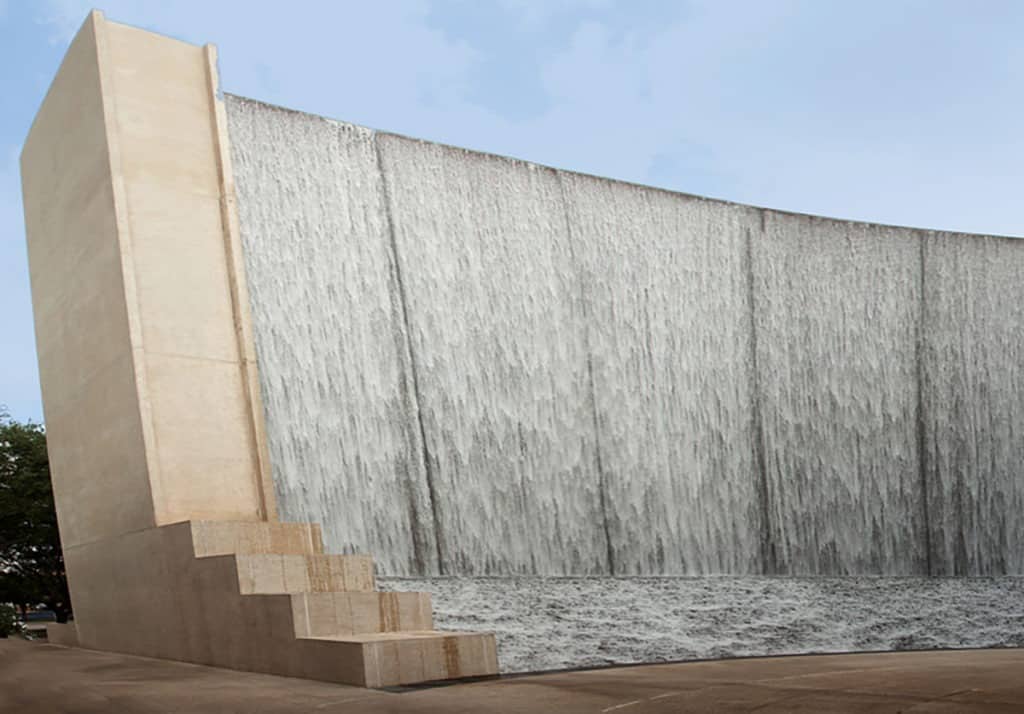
[
  {"left": 381, "top": 576, "right": 1024, "bottom": 673},
  {"left": 226, "top": 95, "right": 1024, "bottom": 577}
]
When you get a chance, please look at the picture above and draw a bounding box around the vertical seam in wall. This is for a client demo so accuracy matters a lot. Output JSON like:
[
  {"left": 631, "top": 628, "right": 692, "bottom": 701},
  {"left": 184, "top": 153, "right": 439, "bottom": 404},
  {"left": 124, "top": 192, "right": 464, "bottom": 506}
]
[
  {"left": 372, "top": 134, "right": 446, "bottom": 575},
  {"left": 747, "top": 213, "right": 776, "bottom": 575},
  {"left": 91, "top": 11, "right": 165, "bottom": 526},
  {"left": 202, "top": 45, "right": 276, "bottom": 521},
  {"left": 302, "top": 594, "right": 311, "bottom": 638},
  {"left": 915, "top": 232, "right": 934, "bottom": 575},
  {"left": 306, "top": 525, "right": 317, "bottom": 557},
  {"left": 555, "top": 171, "right": 616, "bottom": 575}
]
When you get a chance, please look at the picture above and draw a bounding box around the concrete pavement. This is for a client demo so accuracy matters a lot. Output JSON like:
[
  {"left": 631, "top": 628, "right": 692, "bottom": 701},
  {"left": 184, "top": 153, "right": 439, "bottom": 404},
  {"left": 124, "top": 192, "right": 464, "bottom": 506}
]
[{"left": 2, "top": 638, "right": 1022, "bottom": 712}]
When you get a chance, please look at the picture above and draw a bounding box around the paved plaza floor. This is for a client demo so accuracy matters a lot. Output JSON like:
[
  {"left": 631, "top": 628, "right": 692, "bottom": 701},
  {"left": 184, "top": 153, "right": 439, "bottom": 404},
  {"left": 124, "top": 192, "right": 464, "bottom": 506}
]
[{"left": 2, "top": 638, "right": 1022, "bottom": 713}]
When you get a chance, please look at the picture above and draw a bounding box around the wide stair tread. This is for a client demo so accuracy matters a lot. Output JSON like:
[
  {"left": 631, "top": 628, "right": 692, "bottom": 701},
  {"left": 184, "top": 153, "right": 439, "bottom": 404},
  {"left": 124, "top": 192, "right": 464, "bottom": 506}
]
[
  {"left": 301, "top": 630, "right": 499, "bottom": 686},
  {"left": 179, "top": 519, "right": 498, "bottom": 686}
]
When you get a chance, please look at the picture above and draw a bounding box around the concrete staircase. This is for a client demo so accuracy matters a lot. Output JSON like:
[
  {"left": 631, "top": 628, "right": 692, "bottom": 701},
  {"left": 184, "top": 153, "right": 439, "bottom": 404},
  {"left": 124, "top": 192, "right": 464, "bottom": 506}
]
[{"left": 56, "top": 520, "right": 498, "bottom": 687}]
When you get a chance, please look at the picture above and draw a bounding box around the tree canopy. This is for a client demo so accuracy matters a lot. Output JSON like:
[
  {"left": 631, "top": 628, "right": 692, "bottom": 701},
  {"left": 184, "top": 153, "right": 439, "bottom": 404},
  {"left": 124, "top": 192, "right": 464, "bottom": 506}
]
[{"left": 0, "top": 410, "right": 70, "bottom": 623}]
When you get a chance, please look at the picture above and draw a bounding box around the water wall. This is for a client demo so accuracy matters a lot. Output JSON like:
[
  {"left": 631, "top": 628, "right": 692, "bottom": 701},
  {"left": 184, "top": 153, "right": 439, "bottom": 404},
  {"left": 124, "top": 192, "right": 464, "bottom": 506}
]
[{"left": 225, "top": 95, "right": 1024, "bottom": 577}]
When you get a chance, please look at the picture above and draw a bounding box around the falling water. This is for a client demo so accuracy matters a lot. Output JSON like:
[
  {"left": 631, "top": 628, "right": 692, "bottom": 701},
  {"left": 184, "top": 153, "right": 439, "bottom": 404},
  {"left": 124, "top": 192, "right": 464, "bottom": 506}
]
[
  {"left": 753, "top": 215, "right": 927, "bottom": 575},
  {"left": 922, "top": 233, "right": 1024, "bottom": 575},
  {"left": 225, "top": 95, "right": 1024, "bottom": 576}
]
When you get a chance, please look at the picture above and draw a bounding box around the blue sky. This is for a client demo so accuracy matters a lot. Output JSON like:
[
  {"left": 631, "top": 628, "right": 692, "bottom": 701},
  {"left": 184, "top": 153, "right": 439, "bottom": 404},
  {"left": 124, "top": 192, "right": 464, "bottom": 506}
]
[{"left": 2, "top": 1, "right": 1023, "bottom": 423}]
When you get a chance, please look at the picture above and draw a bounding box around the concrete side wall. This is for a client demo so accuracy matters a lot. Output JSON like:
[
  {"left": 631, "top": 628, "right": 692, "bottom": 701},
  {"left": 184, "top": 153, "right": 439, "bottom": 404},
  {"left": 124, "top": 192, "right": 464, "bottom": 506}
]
[
  {"left": 21, "top": 12, "right": 276, "bottom": 554},
  {"left": 21, "top": 12, "right": 154, "bottom": 549},
  {"left": 98, "top": 18, "right": 273, "bottom": 525}
]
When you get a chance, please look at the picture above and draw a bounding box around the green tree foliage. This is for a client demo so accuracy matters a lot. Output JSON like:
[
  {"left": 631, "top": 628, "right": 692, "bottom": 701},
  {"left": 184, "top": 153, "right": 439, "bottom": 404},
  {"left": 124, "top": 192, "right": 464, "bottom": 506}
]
[
  {"left": 0, "top": 410, "right": 71, "bottom": 623},
  {"left": 0, "top": 603, "right": 20, "bottom": 637}
]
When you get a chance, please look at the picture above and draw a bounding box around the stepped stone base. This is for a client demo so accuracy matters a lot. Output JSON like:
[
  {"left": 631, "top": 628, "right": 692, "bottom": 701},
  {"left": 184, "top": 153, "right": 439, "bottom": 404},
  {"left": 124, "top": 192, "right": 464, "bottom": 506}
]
[
  {"left": 18, "top": 12, "right": 498, "bottom": 689},
  {"left": 60, "top": 520, "right": 498, "bottom": 687}
]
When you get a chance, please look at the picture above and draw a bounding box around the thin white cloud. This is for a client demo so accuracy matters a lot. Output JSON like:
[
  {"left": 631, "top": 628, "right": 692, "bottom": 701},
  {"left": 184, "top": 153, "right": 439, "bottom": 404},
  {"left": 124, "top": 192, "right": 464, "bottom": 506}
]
[{"left": 495, "top": 0, "right": 612, "bottom": 28}]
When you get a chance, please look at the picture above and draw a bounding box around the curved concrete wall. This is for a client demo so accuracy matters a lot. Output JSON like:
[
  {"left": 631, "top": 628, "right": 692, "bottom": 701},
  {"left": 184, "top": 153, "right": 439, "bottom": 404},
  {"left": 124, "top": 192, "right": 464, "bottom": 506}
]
[{"left": 226, "top": 95, "right": 1024, "bottom": 577}]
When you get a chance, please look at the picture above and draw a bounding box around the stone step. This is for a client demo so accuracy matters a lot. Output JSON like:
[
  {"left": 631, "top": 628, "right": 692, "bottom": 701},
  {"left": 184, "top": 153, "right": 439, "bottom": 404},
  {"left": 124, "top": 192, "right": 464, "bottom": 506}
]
[
  {"left": 289, "top": 591, "right": 432, "bottom": 638},
  {"left": 57, "top": 519, "right": 497, "bottom": 688},
  {"left": 235, "top": 553, "right": 374, "bottom": 594},
  {"left": 189, "top": 520, "right": 324, "bottom": 557},
  {"left": 302, "top": 630, "right": 499, "bottom": 687}
]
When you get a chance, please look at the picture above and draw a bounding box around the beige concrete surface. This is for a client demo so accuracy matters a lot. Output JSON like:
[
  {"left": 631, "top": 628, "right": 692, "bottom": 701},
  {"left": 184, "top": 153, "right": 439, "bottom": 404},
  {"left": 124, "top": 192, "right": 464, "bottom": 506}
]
[
  {"left": 22, "top": 9, "right": 275, "bottom": 548},
  {"left": 20, "top": 11, "right": 498, "bottom": 686},
  {"left": 234, "top": 553, "right": 375, "bottom": 594},
  {"left": 22, "top": 8, "right": 154, "bottom": 553},
  {"left": 60, "top": 519, "right": 496, "bottom": 686},
  {"left": 3, "top": 640, "right": 1022, "bottom": 713},
  {"left": 43, "top": 623, "right": 78, "bottom": 648}
]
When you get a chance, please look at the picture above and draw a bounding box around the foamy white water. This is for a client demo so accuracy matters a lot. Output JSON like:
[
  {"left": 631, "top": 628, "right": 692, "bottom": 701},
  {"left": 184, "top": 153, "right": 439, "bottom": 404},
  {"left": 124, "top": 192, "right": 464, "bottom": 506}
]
[{"left": 381, "top": 576, "right": 1024, "bottom": 673}]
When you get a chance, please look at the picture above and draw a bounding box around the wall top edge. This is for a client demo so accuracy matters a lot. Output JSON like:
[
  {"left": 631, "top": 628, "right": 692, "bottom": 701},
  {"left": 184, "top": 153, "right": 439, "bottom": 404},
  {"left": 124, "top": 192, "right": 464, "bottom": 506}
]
[
  {"left": 21, "top": 10, "right": 216, "bottom": 163},
  {"left": 20, "top": 11, "right": 101, "bottom": 165},
  {"left": 225, "top": 92, "right": 1021, "bottom": 244}
]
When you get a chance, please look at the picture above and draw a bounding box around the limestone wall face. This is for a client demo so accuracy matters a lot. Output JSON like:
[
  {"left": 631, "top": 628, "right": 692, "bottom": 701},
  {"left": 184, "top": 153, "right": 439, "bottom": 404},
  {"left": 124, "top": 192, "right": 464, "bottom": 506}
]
[
  {"left": 22, "top": 13, "right": 276, "bottom": 554},
  {"left": 227, "top": 96, "right": 1024, "bottom": 577},
  {"left": 18, "top": 14, "right": 491, "bottom": 686},
  {"left": 22, "top": 14, "right": 154, "bottom": 549}
]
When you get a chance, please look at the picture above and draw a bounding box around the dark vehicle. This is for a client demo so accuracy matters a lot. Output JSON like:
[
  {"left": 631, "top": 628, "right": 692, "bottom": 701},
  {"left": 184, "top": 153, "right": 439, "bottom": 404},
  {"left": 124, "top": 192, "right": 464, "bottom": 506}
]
[{"left": 20, "top": 609, "right": 57, "bottom": 635}]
